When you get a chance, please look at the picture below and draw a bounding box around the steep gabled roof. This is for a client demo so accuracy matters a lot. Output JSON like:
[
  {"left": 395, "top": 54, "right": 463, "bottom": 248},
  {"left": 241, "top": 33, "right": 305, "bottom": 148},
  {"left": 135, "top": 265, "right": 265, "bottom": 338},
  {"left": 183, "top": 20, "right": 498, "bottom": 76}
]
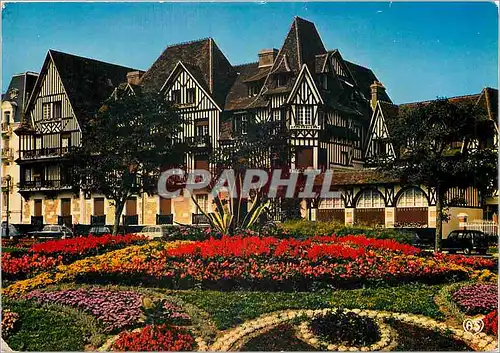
[
  {"left": 345, "top": 60, "right": 392, "bottom": 103},
  {"left": 28, "top": 50, "right": 138, "bottom": 120},
  {"left": 225, "top": 62, "right": 261, "bottom": 111},
  {"left": 140, "top": 38, "right": 237, "bottom": 108},
  {"left": 2, "top": 72, "right": 39, "bottom": 122}
]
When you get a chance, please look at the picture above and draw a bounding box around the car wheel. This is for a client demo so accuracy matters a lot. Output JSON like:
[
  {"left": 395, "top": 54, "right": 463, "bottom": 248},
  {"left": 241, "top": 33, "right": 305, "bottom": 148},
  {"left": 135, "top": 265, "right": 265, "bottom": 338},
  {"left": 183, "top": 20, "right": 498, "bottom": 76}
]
[{"left": 463, "top": 247, "right": 472, "bottom": 255}]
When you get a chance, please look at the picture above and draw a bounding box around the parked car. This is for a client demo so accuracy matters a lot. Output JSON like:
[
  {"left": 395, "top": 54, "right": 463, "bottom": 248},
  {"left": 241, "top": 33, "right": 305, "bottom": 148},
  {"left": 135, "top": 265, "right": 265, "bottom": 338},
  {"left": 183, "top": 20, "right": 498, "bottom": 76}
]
[
  {"left": 1, "top": 223, "right": 24, "bottom": 239},
  {"left": 442, "top": 230, "right": 489, "bottom": 255},
  {"left": 88, "top": 225, "right": 112, "bottom": 236},
  {"left": 28, "top": 224, "right": 74, "bottom": 239},
  {"left": 136, "top": 225, "right": 176, "bottom": 239}
]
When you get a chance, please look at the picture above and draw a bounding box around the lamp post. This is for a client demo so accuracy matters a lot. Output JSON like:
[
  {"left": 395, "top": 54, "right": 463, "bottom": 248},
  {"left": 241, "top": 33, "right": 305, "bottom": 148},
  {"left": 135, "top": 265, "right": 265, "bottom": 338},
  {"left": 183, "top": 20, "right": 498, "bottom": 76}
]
[{"left": 5, "top": 174, "right": 11, "bottom": 238}]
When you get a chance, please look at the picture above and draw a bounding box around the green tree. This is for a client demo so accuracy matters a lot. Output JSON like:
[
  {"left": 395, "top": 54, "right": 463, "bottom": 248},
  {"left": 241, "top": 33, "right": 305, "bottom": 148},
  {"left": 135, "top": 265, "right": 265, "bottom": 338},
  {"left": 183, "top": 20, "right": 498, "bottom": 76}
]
[
  {"left": 377, "top": 98, "right": 497, "bottom": 251},
  {"left": 69, "top": 91, "right": 186, "bottom": 235}
]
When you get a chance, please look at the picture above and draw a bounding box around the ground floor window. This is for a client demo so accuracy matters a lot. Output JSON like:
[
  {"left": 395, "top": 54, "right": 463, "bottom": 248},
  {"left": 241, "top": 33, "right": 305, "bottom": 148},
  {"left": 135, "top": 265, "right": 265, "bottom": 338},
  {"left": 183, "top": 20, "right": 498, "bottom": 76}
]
[
  {"left": 397, "top": 188, "right": 427, "bottom": 207},
  {"left": 356, "top": 189, "right": 384, "bottom": 208}
]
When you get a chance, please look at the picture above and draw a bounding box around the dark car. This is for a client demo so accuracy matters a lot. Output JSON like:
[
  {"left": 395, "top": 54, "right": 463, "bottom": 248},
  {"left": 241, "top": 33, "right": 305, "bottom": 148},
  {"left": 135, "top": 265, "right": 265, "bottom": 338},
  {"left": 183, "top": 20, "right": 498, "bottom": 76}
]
[
  {"left": 88, "top": 225, "right": 111, "bottom": 236},
  {"left": 1, "top": 223, "right": 24, "bottom": 239},
  {"left": 28, "top": 224, "right": 74, "bottom": 239},
  {"left": 442, "top": 230, "right": 489, "bottom": 255}
]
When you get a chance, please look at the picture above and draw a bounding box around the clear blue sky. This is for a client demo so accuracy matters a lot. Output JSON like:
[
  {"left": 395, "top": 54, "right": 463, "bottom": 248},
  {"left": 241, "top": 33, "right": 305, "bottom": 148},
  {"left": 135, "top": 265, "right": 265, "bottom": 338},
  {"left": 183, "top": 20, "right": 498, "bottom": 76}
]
[{"left": 2, "top": 2, "right": 498, "bottom": 103}]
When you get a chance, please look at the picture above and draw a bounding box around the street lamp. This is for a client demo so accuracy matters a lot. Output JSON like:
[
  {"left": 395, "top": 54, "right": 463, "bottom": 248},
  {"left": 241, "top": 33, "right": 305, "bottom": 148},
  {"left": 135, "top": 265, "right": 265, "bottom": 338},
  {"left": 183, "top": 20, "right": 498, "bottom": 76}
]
[{"left": 5, "top": 174, "right": 11, "bottom": 238}]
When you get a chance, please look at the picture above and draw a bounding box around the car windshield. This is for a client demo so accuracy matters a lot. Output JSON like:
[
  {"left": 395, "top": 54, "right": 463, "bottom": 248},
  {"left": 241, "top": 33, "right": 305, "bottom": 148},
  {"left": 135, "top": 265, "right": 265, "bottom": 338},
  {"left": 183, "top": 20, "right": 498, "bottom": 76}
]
[{"left": 43, "top": 226, "right": 59, "bottom": 232}]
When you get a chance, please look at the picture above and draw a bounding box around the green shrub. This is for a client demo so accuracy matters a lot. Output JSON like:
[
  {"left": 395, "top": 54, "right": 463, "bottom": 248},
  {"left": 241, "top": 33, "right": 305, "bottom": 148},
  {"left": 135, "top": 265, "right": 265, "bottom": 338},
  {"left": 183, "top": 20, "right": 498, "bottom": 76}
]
[{"left": 278, "top": 219, "right": 414, "bottom": 244}]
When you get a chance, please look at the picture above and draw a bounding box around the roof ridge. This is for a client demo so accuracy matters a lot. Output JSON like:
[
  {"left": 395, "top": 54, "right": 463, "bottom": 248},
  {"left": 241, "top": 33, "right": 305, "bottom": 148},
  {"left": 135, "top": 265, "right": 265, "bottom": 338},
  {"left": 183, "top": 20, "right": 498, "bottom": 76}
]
[
  {"left": 234, "top": 61, "right": 259, "bottom": 68},
  {"left": 163, "top": 37, "right": 211, "bottom": 50},
  {"left": 400, "top": 92, "right": 482, "bottom": 106},
  {"left": 48, "top": 49, "right": 137, "bottom": 71}
]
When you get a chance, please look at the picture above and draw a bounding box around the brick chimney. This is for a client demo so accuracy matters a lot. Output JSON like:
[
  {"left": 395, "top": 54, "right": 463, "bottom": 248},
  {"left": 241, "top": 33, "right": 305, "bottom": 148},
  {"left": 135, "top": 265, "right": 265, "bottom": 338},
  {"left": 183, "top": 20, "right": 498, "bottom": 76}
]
[
  {"left": 258, "top": 49, "right": 278, "bottom": 69},
  {"left": 370, "top": 81, "right": 386, "bottom": 111},
  {"left": 126, "top": 71, "right": 144, "bottom": 85}
]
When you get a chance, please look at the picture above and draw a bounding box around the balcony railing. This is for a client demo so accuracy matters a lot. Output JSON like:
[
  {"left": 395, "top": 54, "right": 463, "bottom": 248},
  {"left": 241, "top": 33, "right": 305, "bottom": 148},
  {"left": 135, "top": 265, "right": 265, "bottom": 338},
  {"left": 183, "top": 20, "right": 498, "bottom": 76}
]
[
  {"left": 156, "top": 214, "right": 173, "bottom": 225},
  {"left": 58, "top": 215, "right": 73, "bottom": 227},
  {"left": 19, "top": 179, "right": 73, "bottom": 191},
  {"left": 91, "top": 215, "right": 106, "bottom": 225},
  {"left": 31, "top": 216, "right": 43, "bottom": 227},
  {"left": 192, "top": 213, "right": 209, "bottom": 225},
  {"left": 460, "top": 220, "right": 498, "bottom": 236},
  {"left": 1, "top": 147, "right": 13, "bottom": 160},
  {"left": 122, "top": 214, "right": 139, "bottom": 226},
  {"left": 186, "top": 135, "right": 211, "bottom": 148},
  {"left": 19, "top": 147, "right": 70, "bottom": 160}
]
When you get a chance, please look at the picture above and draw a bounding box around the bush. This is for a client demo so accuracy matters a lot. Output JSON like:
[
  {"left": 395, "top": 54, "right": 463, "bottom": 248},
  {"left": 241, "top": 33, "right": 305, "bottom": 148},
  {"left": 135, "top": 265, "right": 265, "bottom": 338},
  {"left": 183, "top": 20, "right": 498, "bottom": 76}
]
[
  {"left": 112, "top": 324, "right": 195, "bottom": 351},
  {"left": 310, "top": 309, "right": 380, "bottom": 347},
  {"left": 278, "top": 220, "right": 414, "bottom": 244}
]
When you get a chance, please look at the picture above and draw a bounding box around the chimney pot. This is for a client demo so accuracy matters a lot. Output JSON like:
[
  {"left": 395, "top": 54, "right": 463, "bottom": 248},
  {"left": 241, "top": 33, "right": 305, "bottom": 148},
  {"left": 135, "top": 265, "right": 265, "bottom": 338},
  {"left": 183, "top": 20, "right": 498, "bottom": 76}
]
[
  {"left": 127, "top": 71, "right": 144, "bottom": 85},
  {"left": 370, "top": 81, "right": 386, "bottom": 110},
  {"left": 258, "top": 49, "right": 279, "bottom": 69}
]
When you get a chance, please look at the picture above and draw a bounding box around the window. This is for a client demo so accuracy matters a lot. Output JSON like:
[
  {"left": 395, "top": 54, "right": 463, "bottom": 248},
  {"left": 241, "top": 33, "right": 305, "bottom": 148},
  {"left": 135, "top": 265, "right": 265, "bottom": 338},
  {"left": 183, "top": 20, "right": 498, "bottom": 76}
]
[
  {"left": 42, "top": 101, "right": 62, "bottom": 120},
  {"left": 319, "top": 197, "right": 343, "bottom": 209},
  {"left": 272, "top": 109, "right": 281, "bottom": 122},
  {"left": 357, "top": 189, "right": 384, "bottom": 209},
  {"left": 171, "top": 90, "right": 181, "bottom": 104},
  {"left": 296, "top": 106, "right": 313, "bottom": 126},
  {"left": 196, "top": 121, "right": 209, "bottom": 136},
  {"left": 276, "top": 74, "right": 287, "bottom": 87},
  {"left": 397, "top": 188, "right": 427, "bottom": 207},
  {"left": 4, "top": 111, "right": 11, "bottom": 124},
  {"left": 341, "top": 151, "right": 349, "bottom": 165},
  {"left": 320, "top": 75, "right": 328, "bottom": 90},
  {"left": 195, "top": 194, "right": 209, "bottom": 213},
  {"left": 248, "top": 84, "right": 259, "bottom": 97},
  {"left": 186, "top": 88, "right": 195, "bottom": 104},
  {"left": 53, "top": 101, "right": 62, "bottom": 119},
  {"left": 372, "top": 140, "right": 386, "bottom": 155},
  {"left": 61, "top": 133, "right": 71, "bottom": 150},
  {"left": 353, "top": 125, "right": 362, "bottom": 148},
  {"left": 35, "top": 136, "right": 42, "bottom": 150},
  {"left": 42, "top": 103, "right": 51, "bottom": 120},
  {"left": 234, "top": 114, "right": 249, "bottom": 135}
]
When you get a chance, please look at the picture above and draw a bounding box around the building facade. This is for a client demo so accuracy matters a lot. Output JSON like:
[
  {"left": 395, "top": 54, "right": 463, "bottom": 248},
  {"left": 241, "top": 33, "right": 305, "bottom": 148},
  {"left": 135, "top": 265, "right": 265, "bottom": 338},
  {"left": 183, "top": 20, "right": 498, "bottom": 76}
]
[
  {"left": 7, "top": 17, "right": 498, "bottom": 235},
  {"left": 2, "top": 72, "right": 39, "bottom": 224}
]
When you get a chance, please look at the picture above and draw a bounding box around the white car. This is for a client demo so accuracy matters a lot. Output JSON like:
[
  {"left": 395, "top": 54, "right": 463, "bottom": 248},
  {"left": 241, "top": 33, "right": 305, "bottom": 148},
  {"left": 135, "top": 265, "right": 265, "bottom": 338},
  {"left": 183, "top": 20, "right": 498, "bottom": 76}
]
[{"left": 136, "top": 225, "right": 176, "bottom": 239}]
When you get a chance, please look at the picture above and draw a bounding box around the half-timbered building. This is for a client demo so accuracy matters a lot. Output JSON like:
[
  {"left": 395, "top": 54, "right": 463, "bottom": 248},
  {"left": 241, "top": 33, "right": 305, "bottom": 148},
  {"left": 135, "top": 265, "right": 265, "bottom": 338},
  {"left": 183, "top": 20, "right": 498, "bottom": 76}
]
[
  {"left": 8, "top": 16, "right": 498, "bottom": 235},
  {"left": 14, "top": 50, "right": 138, "bottom": 227}
]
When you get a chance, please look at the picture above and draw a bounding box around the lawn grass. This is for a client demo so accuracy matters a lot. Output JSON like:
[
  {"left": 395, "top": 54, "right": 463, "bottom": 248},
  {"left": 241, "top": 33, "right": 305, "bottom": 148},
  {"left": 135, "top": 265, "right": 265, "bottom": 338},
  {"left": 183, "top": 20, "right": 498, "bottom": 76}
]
[
  {"left": 174, "top": 283, "right": 444, "bottom": 330},
  {"left": 3, "top": 299, "right": 106, "bottom": 351}
]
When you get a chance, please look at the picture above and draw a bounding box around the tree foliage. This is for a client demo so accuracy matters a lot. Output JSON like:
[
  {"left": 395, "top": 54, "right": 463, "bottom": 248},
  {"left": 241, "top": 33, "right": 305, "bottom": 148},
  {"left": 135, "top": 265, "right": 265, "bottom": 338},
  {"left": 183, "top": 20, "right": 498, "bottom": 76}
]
[
  {"left": 69, "top": 91, "right": 186, "bottom": 234},
  {"left": 376, "top": 98, "right": 497, "bottom": 250}
]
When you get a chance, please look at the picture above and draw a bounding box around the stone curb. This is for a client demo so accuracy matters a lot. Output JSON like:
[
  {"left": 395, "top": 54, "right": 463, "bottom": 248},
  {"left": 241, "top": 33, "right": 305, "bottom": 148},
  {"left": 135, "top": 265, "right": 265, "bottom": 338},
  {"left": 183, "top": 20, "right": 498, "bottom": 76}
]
[{"left": 208, "top": 308, "right": 499, "bottom": 352}]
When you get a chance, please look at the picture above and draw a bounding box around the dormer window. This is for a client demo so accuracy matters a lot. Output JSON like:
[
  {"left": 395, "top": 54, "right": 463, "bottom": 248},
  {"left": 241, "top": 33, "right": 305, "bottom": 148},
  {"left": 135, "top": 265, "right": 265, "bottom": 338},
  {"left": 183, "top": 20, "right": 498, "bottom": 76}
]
[
  {"left": 234, "top": 113, "right": 249, "bottom": 135},
  {"left": 276, "top": 74, "right": 287, "bottom": 87},
  {"left": 248, "top": 84, "right": 259, "bottom": 97}
]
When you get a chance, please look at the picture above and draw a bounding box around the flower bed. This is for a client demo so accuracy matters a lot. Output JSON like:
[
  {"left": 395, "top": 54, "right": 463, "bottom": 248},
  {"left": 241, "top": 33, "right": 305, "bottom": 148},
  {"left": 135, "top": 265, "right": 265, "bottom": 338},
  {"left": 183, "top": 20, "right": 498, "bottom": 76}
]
[
  {"left": 483, "top": 310, "right": 498, "bottom": 336},
  {"left": 111, "top": 324, "right": 195, "bottom": 351},
  {"left": 25, "top": 288, "right": 143, "bottom": 332},
  {"left": 309, "top": 309, "right": 380, "bottom": 347},
  {"left": 452, "top": 284, "right": 498, "bottom": 315},
  {"left": 1, "top": 309, "right": 19, "bottom": 337},
  {"left": 296, "top": 309, "right": 396, "bottom": 351},
  {"left": 2, "top": 234, "right": 146, "bottom": 281}
]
